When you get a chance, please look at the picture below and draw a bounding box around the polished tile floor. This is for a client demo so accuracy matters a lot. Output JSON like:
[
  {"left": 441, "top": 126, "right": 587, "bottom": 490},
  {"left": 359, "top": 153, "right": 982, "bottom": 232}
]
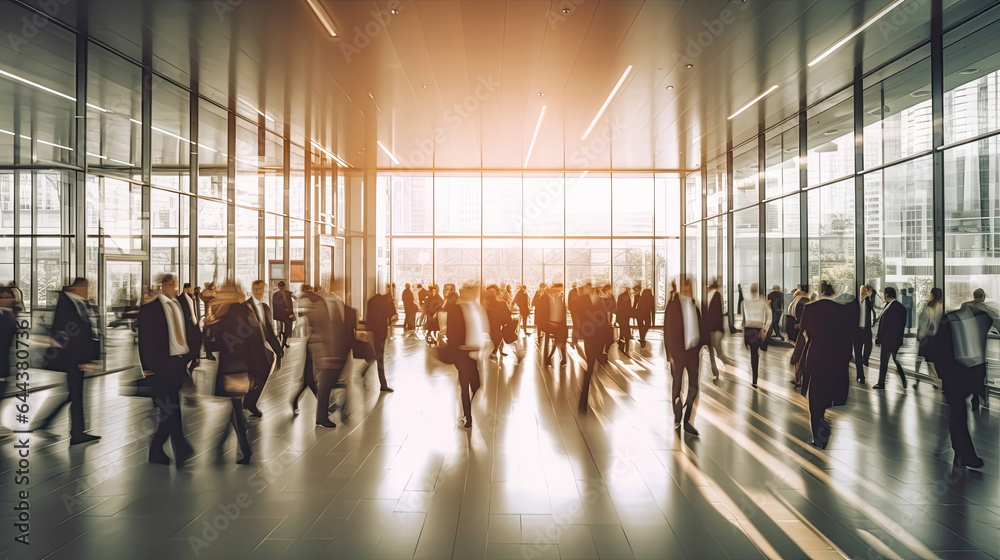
[{"left": 0, "top": 329, "right": 996, "bottom": 560}]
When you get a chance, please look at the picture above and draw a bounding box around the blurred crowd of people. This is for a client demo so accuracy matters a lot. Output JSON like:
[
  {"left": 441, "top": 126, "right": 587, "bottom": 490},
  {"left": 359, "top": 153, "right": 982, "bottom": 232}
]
[{"left": 1, "top": 272, "right": 994, "bottom": 474}]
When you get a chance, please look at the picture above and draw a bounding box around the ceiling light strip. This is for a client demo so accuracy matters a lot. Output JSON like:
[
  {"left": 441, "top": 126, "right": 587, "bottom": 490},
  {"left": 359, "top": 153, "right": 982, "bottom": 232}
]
[
  {"left": 581, "top": 65, "right": 632, "bottom": 141},
  {"left": 0, "top": 68, "right": 75, "bottom": 101},
  {"left": 304, "top": 0, "right": 339, "bottom": 37},
  {"left": 808, "top": 0, "right": 906, "bottom": 67},
  {"left": 728, "top": 85, "right": 779, "bottom": 120},
  {"left": 523, "top": 105, "right": 547, "bottom": 168},
  {"left": 377, "top": 140, "right": 400, "bottom": 165}
]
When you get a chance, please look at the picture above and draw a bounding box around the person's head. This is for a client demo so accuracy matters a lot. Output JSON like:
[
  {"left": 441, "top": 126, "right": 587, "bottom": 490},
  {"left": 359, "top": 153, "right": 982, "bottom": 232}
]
[
  {"left": 538, "top": 283, "right": 546, "bottom": 290},
  {"left": 972, "top": 288, "right": 986, "bottom": 302},
  {"left": 66, "top": 277, "right": 88, "bottom": 298},
  {"left": 794, "top": 289, "right": 807, "bottom": 299},
  {"left": 772, "top": 285, "right": 780, "bottom": 292},
  {"left": 155, "top": 273, "right": 178, "bottom": 298},
  {"left": 183, "top": 282, "right": 192, "bottom": 295},
  {"left": 820, "top": 281, "right": 835, "bottom": 298},
  {"left": 0, "top": 287, "right": 17, "bottom": 310},
  {"left": 404, "top": 283, "right": 410, "bottom": 290},
  {"left": 486, "top": 284, "right": 498, "bottom": 295},
  {"left": 750, "top": 283, "right": 760, "bottom": 298},
  {"left": 430, "top": 284, "right": 438, "bottom": 294},
  {"left": 277, "top": 280, "right": 286, "bottom": 290},
  {"left": 633, "top": 283, "right": 642, "bottom": 294},
  {"left": 212, "top": 282, "right": 242, "bottom": 306},
  {"left": 708, "top": 278, "right": 718, "bottom": 290},
  {"left": 579, "top": 283, "right": 593, "bottom": 296},
  {"left": 417, "top": 283, "right": 423, "bottom": 290},
  {"left": 677, "top": 275, "right": 693, "bottom": 297},
  {"left": 301, "top": 283, "right": 313, "bottom": 293},
  {"left": 443, "top": 283, "right": 455, "bottom": 297},
  {"left": 929, "top": 287, "right": 942, "bottom": 305},
  {"left": 194, "top": 285, "right": 201, "bottom": 294},
  {"left": 551, "top": 283, "right": 564, "bottom": 295},
  {"left": 884, "top": 286, "right": 897, "bottom": 300},
  {"left": 459, "top": 281, "right": 480, "bottom": 302},
  {"left": 738, "top": 283, "right": 742, "bottom": 289},
  {"left": 251, "top": 280, "right": 266, "bottom": 301}
]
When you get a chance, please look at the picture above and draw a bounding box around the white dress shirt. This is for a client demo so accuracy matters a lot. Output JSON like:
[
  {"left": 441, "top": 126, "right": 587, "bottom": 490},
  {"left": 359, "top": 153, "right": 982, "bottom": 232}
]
[
  {"left": 251, "top": 296, "right": 266, "bottom": 325},
  {"left": 679, "top": 295, "right": 700, "bottom": 350},
  {"left": 182, "top": 292, "right": 198, "bottom": 325},
  {"left": 158, "top": 293, "right": 189, "bottom": 356}
]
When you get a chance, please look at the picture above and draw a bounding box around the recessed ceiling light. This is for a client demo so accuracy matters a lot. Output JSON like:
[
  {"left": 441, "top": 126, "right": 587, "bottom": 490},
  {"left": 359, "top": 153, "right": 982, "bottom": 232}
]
[
  {"left": 562, "top": 8, "right": 570, "bottom": 13},
  {"left": 390, "top": 8, "right": 400, "bottom": 15},
  {"left": 958, "top": 67, "right": 979, "bottom": 75},
  {"left": 867, "top": 105, "right": 890, "bottom": 116},
  {"left": 824, "top": 128, "right": 839, "bottom": 135},
  {"left": 538, "top": 92, "right": 544, "bottom": 96},
  {"left": 808, "top": 0, "right": 905, "bottom": 67},
  {"left": 422, "top": 84, "right": 427, "bottom": 89},
  {"left": 368, "top": 92, "right": 374, "bottom": 99},
  {"left": 910, "top": 89, "right": 931, "bottom": 97},
  {"left": 685, "top": 63, "right": 693, "bottom": 68},
  {"left": 666, "top": 85, "right": 674, "bottom": 90}
]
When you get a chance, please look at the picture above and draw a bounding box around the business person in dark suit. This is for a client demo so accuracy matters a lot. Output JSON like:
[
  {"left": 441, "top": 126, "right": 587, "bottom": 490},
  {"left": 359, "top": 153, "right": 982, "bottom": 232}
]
[
  {"left": 513, "top": 285, "right": 530, "bottom": 335},
  {"left": 702, "top": 279, "right": 728, "bottom": 379},
  {"left": 544, "top": 284, "right": 568, "bottom": 367},
  {"left": 366, "top": 287, "right": 395, "bottom": 393},
  {"left": 243, "top": 280, "right": 282, "bottom": 417},
  {"left": 568, "top": 283, "right": 581, "bottom": 345},
  {"left": 272, "top": 280, "right": 296, "bottom": 349},
  {"left": 791, "top": 281, "right": 852, "bottom": 449},
  {"left": 635, "top": 284, "right": 655, "bottom": 348},
  {"left": 577, "top": 283, "right": 610, "bottom": 413},
  {"left": 291, "top": 285, "right": 330, "bottom": 419},
  {"left": 531, "top": 283, "right": 547, "bottom": 340},
  {"left": 852, "top": 285, "right": 876, "bottom": 384},
  {"left": 446, "top": 283, "right": 484, "bottom": 429},
  {"left": 873, "top": 287, "right": 907, "bottom": 390},
  {"left": 177, "top": 282, "right": 202, "bottom": 376},
  {"left": 206, "top": 283, "right": 270, "bottom": 464},
  {"left": 616, "top": 286, "right": 635, "bottom": 355},
  {"left": 36, "top": 278, "right": 101, "bottom": 444},
  {"left": 401, "top": 283, "right": 417, "bottom": 335},
  {"left": 663, "top": 275, "right": 704, "bottom": 436},
  {"left": 138, "top": 273, "right": 193, "bottom": 466}
]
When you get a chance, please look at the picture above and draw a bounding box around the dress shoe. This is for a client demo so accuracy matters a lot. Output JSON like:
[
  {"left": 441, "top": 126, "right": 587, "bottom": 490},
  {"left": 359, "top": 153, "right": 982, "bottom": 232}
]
[
  {"left": 174, "top": 444, "right": 193, "bottom": 469},
  {"left": 459, "top": 416, "right": 472, "bottom": 428},
  {"left": 809, "top": 440, "right": 827, "bottom": 450},
  {"left": 683, "top": 423, "right": 699, "bottom": 436},
  {"left": 291, "top": 401, "right": 300, "bottom": 415},
  {"left": 245, "top": 405, "right": 263, "bottom": 418},
  {"left": 380, "top": 386, "right": 394, "bottom": 393},
  {"left": 872, "top": 384, "right": 885, "bottom": 390},
  {"left": 316, "top": 419, "right": 337, "bottom": 429},
  {"left": 236, "top": 455, "right": 252, "bottom": 465},
  {"left": 953, "top": 455, "right": 985, "bottom": 469},
  {"left": 149, "top": 451, "right": 171, "bottom": 465},
  {"left": 70, "top": 433, "right": 101, "bottom": 445},
  {"left": 751, "top": 383, "right": 758, "bottom": 389},
  {"left": 856, "top": 377, "right": 865, "bottom": 384}
]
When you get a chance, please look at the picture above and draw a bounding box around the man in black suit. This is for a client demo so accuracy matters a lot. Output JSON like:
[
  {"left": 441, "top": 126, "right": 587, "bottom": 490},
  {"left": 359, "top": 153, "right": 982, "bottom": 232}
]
[
  {"left": 291, "top": 285, "right": 329, "bottom": 418},
  {"left": 663, "top": 275, "right": 704, "bottom": 436},
  {"left": 243, "top": 280, "right": 282, "bottom": 417},
  {"left": 531, "top": 283, "right": 547, "bottom": 340},
  {"left": 513, "top": 285, "right": 530, "bottom": 335},
  {"left": 702, "top": 279, "right": 728, "bottom": 378},
  {"left": 615, "top": 286, "right": 635, "bottom": 355},
  {"left": 177, "top": 282, "right": 202, "bottom": 375},
  {"left": 36, "top": 278, "right": 101, "bottom": 444},
  {"left": 366, "top": 287, "right": 396, "bottom": 393},
  {"left": 138, "top": 273, "right": 193, "bottom": 466},
  {"left": 852, "top": 285, "right": 876, "bottom": 384},
  {"left": 577, "top": 283, "right": 610, "bottom": 413},
  {"left": 545, "top": 284, "right": 568, "bottom": 367},
  {"left": 485, "top": 285, "right": 512, "bottom": 360},
  {"left": 766, "top": 286, "right": 785, "bottom": 341},
  {"left": 568, "top": 283, "right": 580, "bottom": 345},
  {"left": 792, "top": 281, "right": 853, "bottom": 449},
  {"left": 874, "top": 286, "right": 907, "bottom": 390},
  {"left": 401, "top": 283, "right": 417, "bottom": 334},
  {"left": 635, "top": 284, "right": 655, "bottom": 348},
  {"left": 272, "top": 280, "right": 296, "bottom": 349}
]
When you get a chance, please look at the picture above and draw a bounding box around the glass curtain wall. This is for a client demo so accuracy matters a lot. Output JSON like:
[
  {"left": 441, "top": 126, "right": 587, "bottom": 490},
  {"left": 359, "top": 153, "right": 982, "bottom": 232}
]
[
  {"left": 0, "top": 0, "right": 344, "bottom": 369},
  {"left": 386, "top": 172, "right": 683, "bottom": 320}
]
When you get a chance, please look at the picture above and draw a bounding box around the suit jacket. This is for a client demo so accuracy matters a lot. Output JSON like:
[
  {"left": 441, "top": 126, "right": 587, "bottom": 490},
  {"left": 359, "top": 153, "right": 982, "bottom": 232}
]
[
  {"left": 767, "top": 290, "right": 784, "bottom": 312},
  {"left": 46, "top": 292, "right": 98, "bottom": 372},
  {"left": 366, "top": 293, "right": 395, "bottom": 344},
  {"left": 927, "top": 308, "right": 990, "bottom": 387},
  {"left": 486, "top": 297, "right": 512, "bottom": 334},
  {"left": 177, "top": 292, "right": 203, "bottom": 356},
  {"left": 245, "top": 298, "right": 283, "bottom": 361},
  {"left": 272, "top": 290, "right": 295, "bottom": 324},
  {"left": 616, "top": 292, "right": 634, "bottom": 323},
  {"left": 137, "top": 299, "right": 188, "bottom": 393},
  {"left": 636, "top": 289, "right": 655, "bottom": 323},
  {"left": 577, "top": 295, "right": 610, "bottom": 344},
  {"left": 567, "top": 288, "right": 579, "bottom": 314},
  {"left": 209, "top": 303, "right": 272, "bottom": 387},
  {"left": 792, "top": 299, "right": 852, "bottom": 406},
  {"left": 0, "top": 308, "right": 16, "bottom": 379},
  {"left": 322, "top": 293, "right": 350, "bottom": 370},
  {"left": 418, "top": 289, "right": 429, "bottom": 305},
  {"left": 875, "top": 300, "right": 906, "bottom": 350},
  {"left": 402, "top": 288, "right": 417, "bottom": 312},
  {"left": 535, "top": 292, "right": 551, "bottom": 332},
  {"left": 513, "top": 289, "right": 529, "bottom": 312},
  {"left": 702, "top": 290, "right": 724, "bottom": 333},
  {"left": 663, "top": 294, "right": 705, "bottom": 362}
]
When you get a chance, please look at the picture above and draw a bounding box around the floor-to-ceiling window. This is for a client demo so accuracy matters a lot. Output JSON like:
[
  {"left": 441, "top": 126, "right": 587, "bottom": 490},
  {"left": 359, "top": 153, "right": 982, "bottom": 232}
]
[{"left": 386, "top": 172, "right": 683, "bottom": 320}]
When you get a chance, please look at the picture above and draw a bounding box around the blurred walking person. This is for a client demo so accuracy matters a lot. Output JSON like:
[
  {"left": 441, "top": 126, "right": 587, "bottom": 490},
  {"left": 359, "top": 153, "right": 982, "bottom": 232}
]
[
  {"left": 961, "top": 289, "right": 998, "bottom": 409},
  {"left": 531, "top": 283, "right": 547, "bottom": 340},
  {"left": 366, "top": 286, "right": 396, "bottom": 393},
  {"left": 485, "top": 285, "right": 513, "bottom": 360},
  {"left": 635, "top": 283, "right": 655, "bottom": 348},
  {"left": 514, "top": 285, "right": 530, "bottom": 335},
  {"left": 243, "top": 280, "right": 283, "bottom": 416},
  {"left": 577, "top": 283, "right": 610, "bottom": 412},
  {"left": 446, "top": 283, "right": 486, "bottom": 428},
  {"left": 663, "top": 275, "right": 704, "bottom": 436},
  {"left": 853, "top": 285, "right": 876, "bottom": 384},
  {"left": 702, "top": 279, "right": 730, "bottom": 379},
  {"left": 914, "top": 288, "right": 943, "bottom": 381},
  {"left": 741, "top": 284, "right": 771, "bottom": 388},
  {"left": 616, "top": 285, "right": 635, "bottom": 356},
  {"left": 402, "top": 283, "right": 417, "bottom": 335},
  {"left": 137, "top": 273, "right": 193, "bottom": 466},
  {"left": 766, "top": 285, "right": 785, "bottom": 341},
  {"left": 423, "top": 285, "right": 444, "bottom": 345},
  {"left": 544, "top": 284, "right": 568, "bottom": 367},
  {"left": 36, "top": 278, "right": 101, "bottom": 444},
  {"left": 791, "top": 281, "right": 852, "bottom": 449},
  {"left": 272, "top": 280, "right": 296, "bottom": 349},
  {"left": 873, "top": 287, "right": 907, "bottom": 390}
]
